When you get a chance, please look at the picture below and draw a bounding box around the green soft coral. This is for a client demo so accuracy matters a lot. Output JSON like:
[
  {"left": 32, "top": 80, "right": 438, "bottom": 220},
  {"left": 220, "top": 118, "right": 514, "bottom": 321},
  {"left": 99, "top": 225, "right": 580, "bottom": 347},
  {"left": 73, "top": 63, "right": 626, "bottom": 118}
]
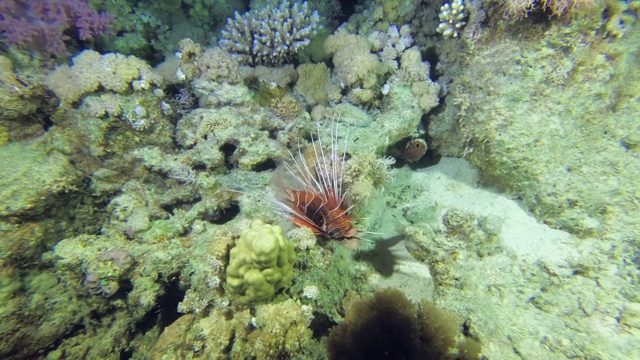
[{"left": 226, "top": 220, "right": 296, "bottom": 305}]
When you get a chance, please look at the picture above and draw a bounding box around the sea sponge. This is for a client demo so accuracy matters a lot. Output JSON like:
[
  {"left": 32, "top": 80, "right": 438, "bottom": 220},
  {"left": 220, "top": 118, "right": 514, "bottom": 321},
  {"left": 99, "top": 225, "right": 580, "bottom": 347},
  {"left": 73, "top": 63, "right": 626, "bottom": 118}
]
[
  {"left": 327, "top": 288, "right": 481, "bottom": 359},
  {"left": 404, "top": 138, "right": 428, "bottom": 162},
  {"left": 225, "top": 220, "right": 296, "bottom": 305}
]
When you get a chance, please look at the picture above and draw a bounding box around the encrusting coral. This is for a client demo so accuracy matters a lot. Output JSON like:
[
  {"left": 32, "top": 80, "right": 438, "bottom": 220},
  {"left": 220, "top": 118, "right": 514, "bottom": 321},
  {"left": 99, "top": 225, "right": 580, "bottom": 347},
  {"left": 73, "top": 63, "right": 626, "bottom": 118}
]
[
  {"left": 44, "top": 50, "right": 163, "bottom": 105},
  {"left": 0, "top": 56, "right": 58, "bottom": 142}
]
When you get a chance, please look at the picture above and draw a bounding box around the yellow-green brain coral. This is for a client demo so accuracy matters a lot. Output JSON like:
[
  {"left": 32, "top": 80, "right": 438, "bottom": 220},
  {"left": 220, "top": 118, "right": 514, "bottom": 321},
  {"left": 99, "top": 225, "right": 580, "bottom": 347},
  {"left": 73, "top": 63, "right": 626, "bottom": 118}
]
[{"left": 225, "top": 220, "right": 296, "bottom": 305}]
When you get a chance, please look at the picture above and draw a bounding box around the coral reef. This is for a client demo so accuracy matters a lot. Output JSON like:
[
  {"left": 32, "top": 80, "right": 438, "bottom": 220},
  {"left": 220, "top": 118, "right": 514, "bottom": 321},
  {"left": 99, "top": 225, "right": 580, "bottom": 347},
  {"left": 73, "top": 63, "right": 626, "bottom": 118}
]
[
  {"left": 0, "top": 56, "right": 58, "bottom": 142},
  {"left": 397, "top": 157, "right": 640, "bottom": 359},
  {"left": 503, "top": 0, "right": 596, "bottom": 19},
  {"left": 288, "top": 240, "right": 371, "bottom": 323},
  {"left": 1, "top": 0, "right": 639, "bottom": 358},
  {"left": 176, "top": 38, "right": 242, "bottom": 84},
  {"left": 321, "top": 23, "right": 440, "bottom": 110},
  {"left": 83, "top": 249, "right": 135, "bottom": 297},
  {"left": 0, "top": 141, "right": 84, "bottom": 251},
  {"left": 325, "top": 29, "right": 380, "bottom": 88},
  {"left": 294, "top": 62, "right": 333, "bottom": 106},
  {"left": 219, "top": 0, "right": 321, "bottom": 66},
  {"left": 85, "top": 0, "right": 249, "bottom": 62}
]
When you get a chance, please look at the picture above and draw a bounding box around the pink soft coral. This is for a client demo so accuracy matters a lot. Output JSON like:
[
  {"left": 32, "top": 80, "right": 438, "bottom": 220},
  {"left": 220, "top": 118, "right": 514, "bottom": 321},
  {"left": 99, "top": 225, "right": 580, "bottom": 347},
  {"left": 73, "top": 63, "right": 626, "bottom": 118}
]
[{"left": 0, "top": 0, "right": 113, "bottom": 56}]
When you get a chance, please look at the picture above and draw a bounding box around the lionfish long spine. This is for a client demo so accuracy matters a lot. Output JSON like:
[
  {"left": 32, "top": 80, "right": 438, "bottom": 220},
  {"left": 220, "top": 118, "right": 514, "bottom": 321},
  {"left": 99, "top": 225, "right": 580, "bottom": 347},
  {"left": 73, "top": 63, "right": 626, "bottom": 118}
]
[{"left": 273, "top": 120, "right": 360, "bottom": 249}]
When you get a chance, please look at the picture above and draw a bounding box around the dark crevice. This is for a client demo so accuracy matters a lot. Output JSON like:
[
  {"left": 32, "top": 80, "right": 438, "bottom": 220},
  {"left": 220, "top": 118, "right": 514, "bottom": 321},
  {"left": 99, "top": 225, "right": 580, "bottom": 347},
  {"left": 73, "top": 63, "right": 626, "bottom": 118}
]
[
  {"left": 336, "top": 0, "right": 358, "bottom": 23},
  {"left": 220, "top": 142, "right": 238, "bottom": 170},
  {"left": 417, "top": 147, "right": 442, "bottom": 168},
  {"left": 192, "top": 163, "right": 207, "bottom": 171},
  {"left": 310, "top": 311, "right": 337, "bottom": 339},
  {"left": 422, "top": 46, "right": 439, "bottom": 80},
  {"left": 251, "top": 158, "right": 277, "bottom": 172},
  {"left": 114, "top": 279, "right": 134, "bottom": 298},
  {"left": 134, "top": 276, "right": 184, "bottom": 332},
  {"left": 42, "top": 116, "right": 54, "bottom": 131},
  {"left": 161, "top": 196, "right": 202, "bottom": 215},
  {"left": 205, "top": 201, "right": 240, "bottom": 224}
]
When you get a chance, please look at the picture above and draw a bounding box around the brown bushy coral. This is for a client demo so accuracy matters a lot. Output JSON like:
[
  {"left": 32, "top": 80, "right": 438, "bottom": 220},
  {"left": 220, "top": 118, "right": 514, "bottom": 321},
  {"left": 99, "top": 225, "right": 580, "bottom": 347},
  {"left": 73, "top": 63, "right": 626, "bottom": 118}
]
[{"left": 327, "top": 288, "right": 481, "bottom": 360}]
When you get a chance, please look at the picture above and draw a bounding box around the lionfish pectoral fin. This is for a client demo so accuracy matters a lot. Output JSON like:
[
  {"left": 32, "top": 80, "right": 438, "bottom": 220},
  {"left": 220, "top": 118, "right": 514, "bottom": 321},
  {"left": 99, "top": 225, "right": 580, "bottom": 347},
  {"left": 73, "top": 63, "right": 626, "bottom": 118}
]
[{"left": 291, "top": 217, "right": 322, "bottom": 235}]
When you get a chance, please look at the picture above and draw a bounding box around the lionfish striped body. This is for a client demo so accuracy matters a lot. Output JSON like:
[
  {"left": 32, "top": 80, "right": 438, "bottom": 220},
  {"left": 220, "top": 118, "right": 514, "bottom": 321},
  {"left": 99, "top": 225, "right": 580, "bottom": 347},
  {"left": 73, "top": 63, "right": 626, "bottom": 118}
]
[{"left": 273, "top": 121, "right": 360, "bottom": 249}]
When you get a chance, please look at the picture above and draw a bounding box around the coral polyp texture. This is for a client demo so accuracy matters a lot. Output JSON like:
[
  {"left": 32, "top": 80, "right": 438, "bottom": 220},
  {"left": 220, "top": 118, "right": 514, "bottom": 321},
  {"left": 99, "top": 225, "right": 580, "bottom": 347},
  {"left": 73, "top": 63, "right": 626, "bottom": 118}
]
[{"left": 218, "top": 0, "right": 320, "bottom": 66}]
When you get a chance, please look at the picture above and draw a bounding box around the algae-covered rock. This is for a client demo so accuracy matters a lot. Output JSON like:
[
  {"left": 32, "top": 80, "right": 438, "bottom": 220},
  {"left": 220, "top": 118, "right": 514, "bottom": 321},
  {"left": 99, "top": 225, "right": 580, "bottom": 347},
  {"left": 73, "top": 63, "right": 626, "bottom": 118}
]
[
  {"left": 428, "top": 26, "right": 640, "bottom": 240},
  {"left": 0, "top": 139, "right": 88, "bottom": 266},
  {"left": 0, "top": 56, "right": 58, "bottom": 141},
  {"left": 0, "top": 141, "right": 82, "bottom": 217},
  {"left": 152, "top": 299, "right": 316, "bottom": 359}
]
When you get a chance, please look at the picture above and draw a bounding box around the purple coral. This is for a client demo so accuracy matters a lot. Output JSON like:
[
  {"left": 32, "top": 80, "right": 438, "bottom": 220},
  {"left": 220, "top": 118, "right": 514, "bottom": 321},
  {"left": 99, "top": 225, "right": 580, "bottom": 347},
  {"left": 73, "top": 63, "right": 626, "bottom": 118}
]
[{"left": 0, "top": 0, "right": 113, "bottom": 55}]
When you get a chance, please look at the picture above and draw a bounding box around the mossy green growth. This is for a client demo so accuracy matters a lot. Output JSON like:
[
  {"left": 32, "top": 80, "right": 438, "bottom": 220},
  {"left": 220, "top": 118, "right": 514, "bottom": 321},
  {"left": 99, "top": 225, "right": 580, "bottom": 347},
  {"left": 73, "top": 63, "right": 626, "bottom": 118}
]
[
  {"left": 291, "top": 244, "right": 367, "bottom": 323},
  {"left": 226, "top": 220, "right": 296, "bottom": 305},
  {"left": 253, "top": 81, "right": 287, "bottom": 106}
]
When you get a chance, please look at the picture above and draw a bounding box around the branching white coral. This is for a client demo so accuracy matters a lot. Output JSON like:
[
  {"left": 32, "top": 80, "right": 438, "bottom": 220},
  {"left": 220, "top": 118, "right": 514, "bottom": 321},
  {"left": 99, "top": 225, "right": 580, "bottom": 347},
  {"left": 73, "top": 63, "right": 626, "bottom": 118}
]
[
  {"left": 219, "top": 0, "right": 320, "bottom": 66},
  {"left": 436, "top": 0, "right": 467, "bottom": 38},
  {"left": 379, "top": 25, "right": 414, "bottom": 70}
]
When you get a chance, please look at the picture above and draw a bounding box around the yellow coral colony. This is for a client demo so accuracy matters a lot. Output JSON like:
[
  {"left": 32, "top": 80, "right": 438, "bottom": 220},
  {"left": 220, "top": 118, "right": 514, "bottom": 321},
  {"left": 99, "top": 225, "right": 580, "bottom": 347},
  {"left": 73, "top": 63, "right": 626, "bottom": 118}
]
[{"left": 225, "top": 220, "right": 296, "bottom": 305}]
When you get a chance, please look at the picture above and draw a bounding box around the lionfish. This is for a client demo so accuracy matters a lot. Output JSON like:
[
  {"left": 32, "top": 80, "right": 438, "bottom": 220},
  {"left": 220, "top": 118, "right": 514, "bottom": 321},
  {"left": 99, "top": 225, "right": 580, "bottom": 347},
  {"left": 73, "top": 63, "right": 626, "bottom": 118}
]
[{"left": 272, "top": 120, "right": 361, "bottom": 249}]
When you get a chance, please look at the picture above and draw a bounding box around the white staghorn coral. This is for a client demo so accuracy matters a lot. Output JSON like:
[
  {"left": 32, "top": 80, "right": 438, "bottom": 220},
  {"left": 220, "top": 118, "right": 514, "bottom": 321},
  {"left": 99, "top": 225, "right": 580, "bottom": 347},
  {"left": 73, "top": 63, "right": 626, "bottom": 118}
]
[
  {"left": 379, "top": 24, "right": 414, "bottom": 70},
  {"left": 219, "top": 0, "right": 320, "bottom": 66}
]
